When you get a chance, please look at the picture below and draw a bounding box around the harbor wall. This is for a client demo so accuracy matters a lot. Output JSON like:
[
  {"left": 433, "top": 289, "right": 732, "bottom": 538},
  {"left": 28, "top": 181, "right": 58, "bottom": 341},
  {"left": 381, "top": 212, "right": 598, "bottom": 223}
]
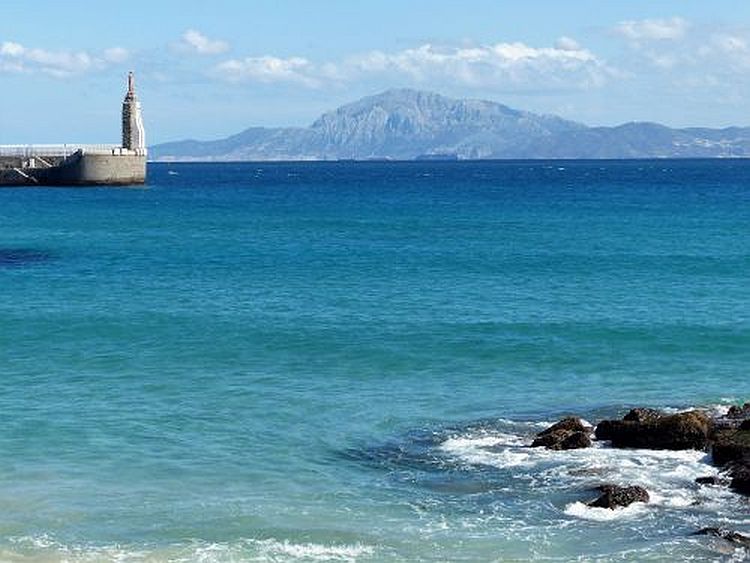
[
  {"left": 0, "top": 152, "right": 146, "bottom": 186},
  {"left": 74, "top": 153, "right": 146, "bottom": 185}
]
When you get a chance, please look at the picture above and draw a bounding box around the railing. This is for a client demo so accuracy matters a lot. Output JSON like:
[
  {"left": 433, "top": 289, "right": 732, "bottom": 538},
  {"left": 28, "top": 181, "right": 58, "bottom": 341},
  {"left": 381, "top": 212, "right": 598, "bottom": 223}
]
[{"left": 0, "top": 144, "right": 122, "bottom": 157}]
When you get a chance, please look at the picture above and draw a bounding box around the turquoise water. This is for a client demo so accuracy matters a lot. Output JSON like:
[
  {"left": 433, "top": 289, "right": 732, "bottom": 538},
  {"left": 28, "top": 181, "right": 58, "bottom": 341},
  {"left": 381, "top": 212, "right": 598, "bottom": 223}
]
[{"left": 0, "top": 160, "right": 749, "bottom": 561}]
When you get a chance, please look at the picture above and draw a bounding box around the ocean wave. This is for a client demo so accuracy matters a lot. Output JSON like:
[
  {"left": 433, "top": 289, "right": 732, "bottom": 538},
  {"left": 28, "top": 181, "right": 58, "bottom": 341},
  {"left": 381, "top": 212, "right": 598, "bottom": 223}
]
[
  {"left": 4, "top": 536, "right": 377, "bottom": 562},
  {"left": 247, "top": 539, "right": 376, "bottom": 561},
  {"left": 564, "top": 500, "right": 648, "bottom": 522}
]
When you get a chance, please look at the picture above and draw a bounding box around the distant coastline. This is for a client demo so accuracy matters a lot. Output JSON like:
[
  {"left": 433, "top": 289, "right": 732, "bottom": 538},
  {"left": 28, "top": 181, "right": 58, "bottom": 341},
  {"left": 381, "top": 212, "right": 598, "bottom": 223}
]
[
  {"left": 151, "top": 156, "right": 750, "bottom": 164},
  {"left": 150, "top": 89, "right": 750, "bottom": 162}
]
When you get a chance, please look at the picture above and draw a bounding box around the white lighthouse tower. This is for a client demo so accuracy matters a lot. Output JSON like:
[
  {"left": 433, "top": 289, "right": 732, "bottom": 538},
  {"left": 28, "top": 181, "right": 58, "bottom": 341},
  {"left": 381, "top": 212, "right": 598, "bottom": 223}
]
[{"left": 121, "top": 71, "right": 146, "bottom": 153}]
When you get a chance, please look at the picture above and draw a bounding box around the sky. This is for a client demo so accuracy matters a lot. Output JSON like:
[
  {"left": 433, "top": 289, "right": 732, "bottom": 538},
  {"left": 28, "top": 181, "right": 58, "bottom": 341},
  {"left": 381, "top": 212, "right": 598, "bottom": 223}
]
[{"left": 3, "top": 0, "right": 750, "bottom": 144}]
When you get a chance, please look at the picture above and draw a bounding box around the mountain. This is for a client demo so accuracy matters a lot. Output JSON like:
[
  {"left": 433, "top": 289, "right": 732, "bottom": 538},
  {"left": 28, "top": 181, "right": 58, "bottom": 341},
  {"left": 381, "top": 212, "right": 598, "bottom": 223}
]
[{"left": 150, "top": 89, "right": 750, "bottom": 161}]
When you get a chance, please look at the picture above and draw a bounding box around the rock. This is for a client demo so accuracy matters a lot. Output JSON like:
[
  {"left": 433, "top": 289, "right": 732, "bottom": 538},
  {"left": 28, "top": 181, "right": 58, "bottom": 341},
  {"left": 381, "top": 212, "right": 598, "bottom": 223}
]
[
  {"left": 710, "top": 429, "right": 750, "bottom": 496},
  {"left": 594, "top": 411, "right": 712, "bottom": 450},
  {"left": 531, "top": 429, "right": 592, "bottom": 450},
  {"left": 711, "top": 429, "right": 750, "bottom": 466},
  {"left": 531, "top": 418, "right": 592, "bottom": 450},
  {"left": 558, "top": 431, "right": 592, "bottom": 450},
  {"left": 713, "top": 404, "right": 750, "bottom": 431},
  {"left": 593, "top": 419, "right": 618, "bottom": 441},
  {"left": 726, "top": 403, "right": 750, "bottom": 419},
  {"left": 695, "top": 475, "right": 730, "bottom": 486},
  {"left": 623, "top": 408, "right": 663, "bottom": 423},
  {"left": 588, "top": 484, "right": 649, "bottom": 509},
  {"left": 537, "top": 417, "right": 589, "bottom": 436},
  {"left": 693, "top": 527, "right": 750, "bottom": 548},
  {"left": 728, "top": 463, "right": 750, "bottom": 496}
]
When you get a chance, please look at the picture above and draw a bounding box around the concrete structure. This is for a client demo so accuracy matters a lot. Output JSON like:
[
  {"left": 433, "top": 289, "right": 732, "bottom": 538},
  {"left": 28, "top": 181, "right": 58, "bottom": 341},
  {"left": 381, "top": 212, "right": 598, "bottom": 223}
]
[
  {"left": 0, "top": 73, "right": 147, "bottom": 186},
  {"left": 122, "top": 72, "right": 146, "bottom": 152}
]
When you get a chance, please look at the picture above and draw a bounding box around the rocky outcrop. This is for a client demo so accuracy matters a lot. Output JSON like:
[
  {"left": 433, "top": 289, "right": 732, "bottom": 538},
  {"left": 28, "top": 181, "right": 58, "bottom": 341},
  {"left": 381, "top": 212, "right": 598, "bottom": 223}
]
[
  {"left": 593, "top": 406, "right": 750, "bottom": 497},
  {"left": 726, "top": 403, "right": 750, "bottom": 419},
  {"left": 595, "top": 411, "right": 712, "bottom": 450},
  {"left": 727, "top": 463, "right": 750, "bottom": 495},
  {"left": 693, "top": 527, "right": 750, "bottom": 548},
  {"left": 622, "top": 408, "right": 663, "bottom": 424},
  {"left": 531, "top": 417, "right": 592, "bottom": 450},
  {"left": 588, "top": 484, "right": 649, "bottom": 509},
  {"left": 710, "top": 428, "right": 750, "bottom": 495},
  {"left": 713, "top": 404, "right": 750, "bottom": 431},
  {"left": 524, "top": 404, "right": 750, "bottom": 502},
  {"left": 711, "top": 429, "right": 750, "bottom": 466}
]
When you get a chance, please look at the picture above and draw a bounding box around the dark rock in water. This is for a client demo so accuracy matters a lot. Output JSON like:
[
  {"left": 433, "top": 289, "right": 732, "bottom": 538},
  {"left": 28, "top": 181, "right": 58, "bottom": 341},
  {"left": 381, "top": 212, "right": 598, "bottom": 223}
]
[
  {"left": 693, "top": 527, "right": 750, "bottom": 548},
  {"left": 537, "top": 417, "right": 589, "bottom": 436},
  {"left": 727, "top": 403, "right": 750, "bottom": 419},
  {"left": 532, "top": 429, "right": 592, "bottom": 450},
  {"left": 713, "top": 404, "right": 750, "bottom": 431},
  {"left": 711, "top": 429, "right": 750, "bottom": 466},
  {"left": 588, "top": 484, "right": 649, "bottom": 509},
  {"left": 623, "top": 408, "right": 663, "bottom": 423},
  {"left": 710, "top": 429, "right": 750, "bottom": 495},
  {"left": 531, "top": 418, "right": 592, "bottom": 450},
  {"left": 728, "top": 463, "right": 750, "bottom": 496},
  {"left": 559, "top": 431, "right": 592, "bottom": 450},
  {"left": 595, "top": 411, "right": 712, "bottom": 450},
  {"left": 695, "top": 475, "right": 730, "bottom": 486},
  {"left": 593, "top": 419, "right": 617, "bottom": 441}
]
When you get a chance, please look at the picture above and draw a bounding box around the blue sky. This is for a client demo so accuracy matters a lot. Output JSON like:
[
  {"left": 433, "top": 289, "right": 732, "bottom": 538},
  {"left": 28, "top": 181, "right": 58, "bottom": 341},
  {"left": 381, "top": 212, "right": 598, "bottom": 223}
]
[{"left": 3, "top": 0, "right": 750, "bottom": 144}]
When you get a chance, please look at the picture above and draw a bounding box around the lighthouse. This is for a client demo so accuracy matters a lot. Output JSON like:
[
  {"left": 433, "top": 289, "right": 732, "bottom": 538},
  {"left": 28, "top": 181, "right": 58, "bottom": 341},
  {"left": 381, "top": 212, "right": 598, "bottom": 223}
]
[{"left": 121, "top": 71, "right": 146, "bottom": 153}]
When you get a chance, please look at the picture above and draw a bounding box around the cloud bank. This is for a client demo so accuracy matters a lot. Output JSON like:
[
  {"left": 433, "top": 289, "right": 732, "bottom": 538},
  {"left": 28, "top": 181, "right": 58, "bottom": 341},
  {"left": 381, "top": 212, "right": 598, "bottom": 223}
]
[
  {"left": 215, "top": 39, "right": 613, "bottom": 91},
  {"left": 0, "top": 41, "right": 129, "bottom": 77}
]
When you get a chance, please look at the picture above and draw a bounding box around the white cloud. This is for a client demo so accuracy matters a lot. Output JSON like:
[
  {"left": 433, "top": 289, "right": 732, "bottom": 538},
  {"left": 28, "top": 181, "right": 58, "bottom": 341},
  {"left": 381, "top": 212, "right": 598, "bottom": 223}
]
[
  {"left": 103, "top": 47, "right": 130, "bottom": 63},
  {"left": 214, "top": 40, "right": 613, "bottom": 91},
  {"left": 0, "top": 40, "right": 128, "bottom": 77},
  {"left": 1, "top": 41, "right": 24, "bottom": 57},
  {"left": 555, "top": 36, "right": 581, "bottom": 51},
  {"left": 216, "top": 56, "right": 317, "bottom": 86},
  {"left": 615, "top": 17, "right": 689, "bottom": 42},
  {"left": 179, "top": 29, "right": 229, "bottom": 55}
]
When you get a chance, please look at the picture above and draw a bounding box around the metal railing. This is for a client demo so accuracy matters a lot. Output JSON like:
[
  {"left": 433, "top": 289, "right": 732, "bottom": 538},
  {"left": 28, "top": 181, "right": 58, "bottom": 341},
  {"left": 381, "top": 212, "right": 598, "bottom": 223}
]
[{"left": 0, "top": 144, "right": 122, "bottom": 157}]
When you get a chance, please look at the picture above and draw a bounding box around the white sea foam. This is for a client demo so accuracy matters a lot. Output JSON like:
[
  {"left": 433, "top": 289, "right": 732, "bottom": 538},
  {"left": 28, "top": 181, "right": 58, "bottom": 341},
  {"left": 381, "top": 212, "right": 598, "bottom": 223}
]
[
  {"left": 6, "top": 534, "right": 149, "bottom": 562},
  {"left": 249, "top": 539, "right": 375, "bottom": 561},
  {"left": 5, "top": 535, "right": 376, "bottom": 562},
  {"left": 661, "top": 403, "right": 735, "bottom": 417},
  {"left": 441, "top": 432, "right": 532, "bottom": 467},
  {"left": 494, "top": 417, "right": 554, "bottom": 429},
  {"left": 439, "top": 424, "right": 739, "bottom": 522},
  {"left": 564, "top": 500, "right": 648, "bottom": 521}
]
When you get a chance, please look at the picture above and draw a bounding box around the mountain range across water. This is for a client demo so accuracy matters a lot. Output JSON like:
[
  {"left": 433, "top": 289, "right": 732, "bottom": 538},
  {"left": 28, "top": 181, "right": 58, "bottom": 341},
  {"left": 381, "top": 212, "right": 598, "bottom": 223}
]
[{"left": 151, "top": 89, "right": 750, "bottom": 161}]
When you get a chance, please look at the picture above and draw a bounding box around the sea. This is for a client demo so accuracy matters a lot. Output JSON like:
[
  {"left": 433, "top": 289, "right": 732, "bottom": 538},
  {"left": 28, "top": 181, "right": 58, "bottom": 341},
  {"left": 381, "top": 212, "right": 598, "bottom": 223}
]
[{"left": 0, "top": 160, "right": 748, "bottom": 562}]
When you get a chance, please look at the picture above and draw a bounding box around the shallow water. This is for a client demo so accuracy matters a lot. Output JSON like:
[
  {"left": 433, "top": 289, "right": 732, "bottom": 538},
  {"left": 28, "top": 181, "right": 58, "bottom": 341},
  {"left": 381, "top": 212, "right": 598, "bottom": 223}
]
[{"left": 0, "top": 160, "right": 749, "bottom": 561}]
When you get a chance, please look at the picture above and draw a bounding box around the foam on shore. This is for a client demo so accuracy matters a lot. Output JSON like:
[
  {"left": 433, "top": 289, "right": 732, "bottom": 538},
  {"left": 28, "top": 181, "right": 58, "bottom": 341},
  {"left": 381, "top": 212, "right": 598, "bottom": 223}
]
[{"left": 439, "top": 418, "right": 738, "bottom": 523}]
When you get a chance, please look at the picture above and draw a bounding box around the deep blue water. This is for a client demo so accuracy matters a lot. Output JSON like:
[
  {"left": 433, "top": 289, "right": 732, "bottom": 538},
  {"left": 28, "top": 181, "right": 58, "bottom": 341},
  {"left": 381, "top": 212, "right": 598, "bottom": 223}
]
[{"left": 0, "top": 160, "right": 748, "bottom": 561}]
